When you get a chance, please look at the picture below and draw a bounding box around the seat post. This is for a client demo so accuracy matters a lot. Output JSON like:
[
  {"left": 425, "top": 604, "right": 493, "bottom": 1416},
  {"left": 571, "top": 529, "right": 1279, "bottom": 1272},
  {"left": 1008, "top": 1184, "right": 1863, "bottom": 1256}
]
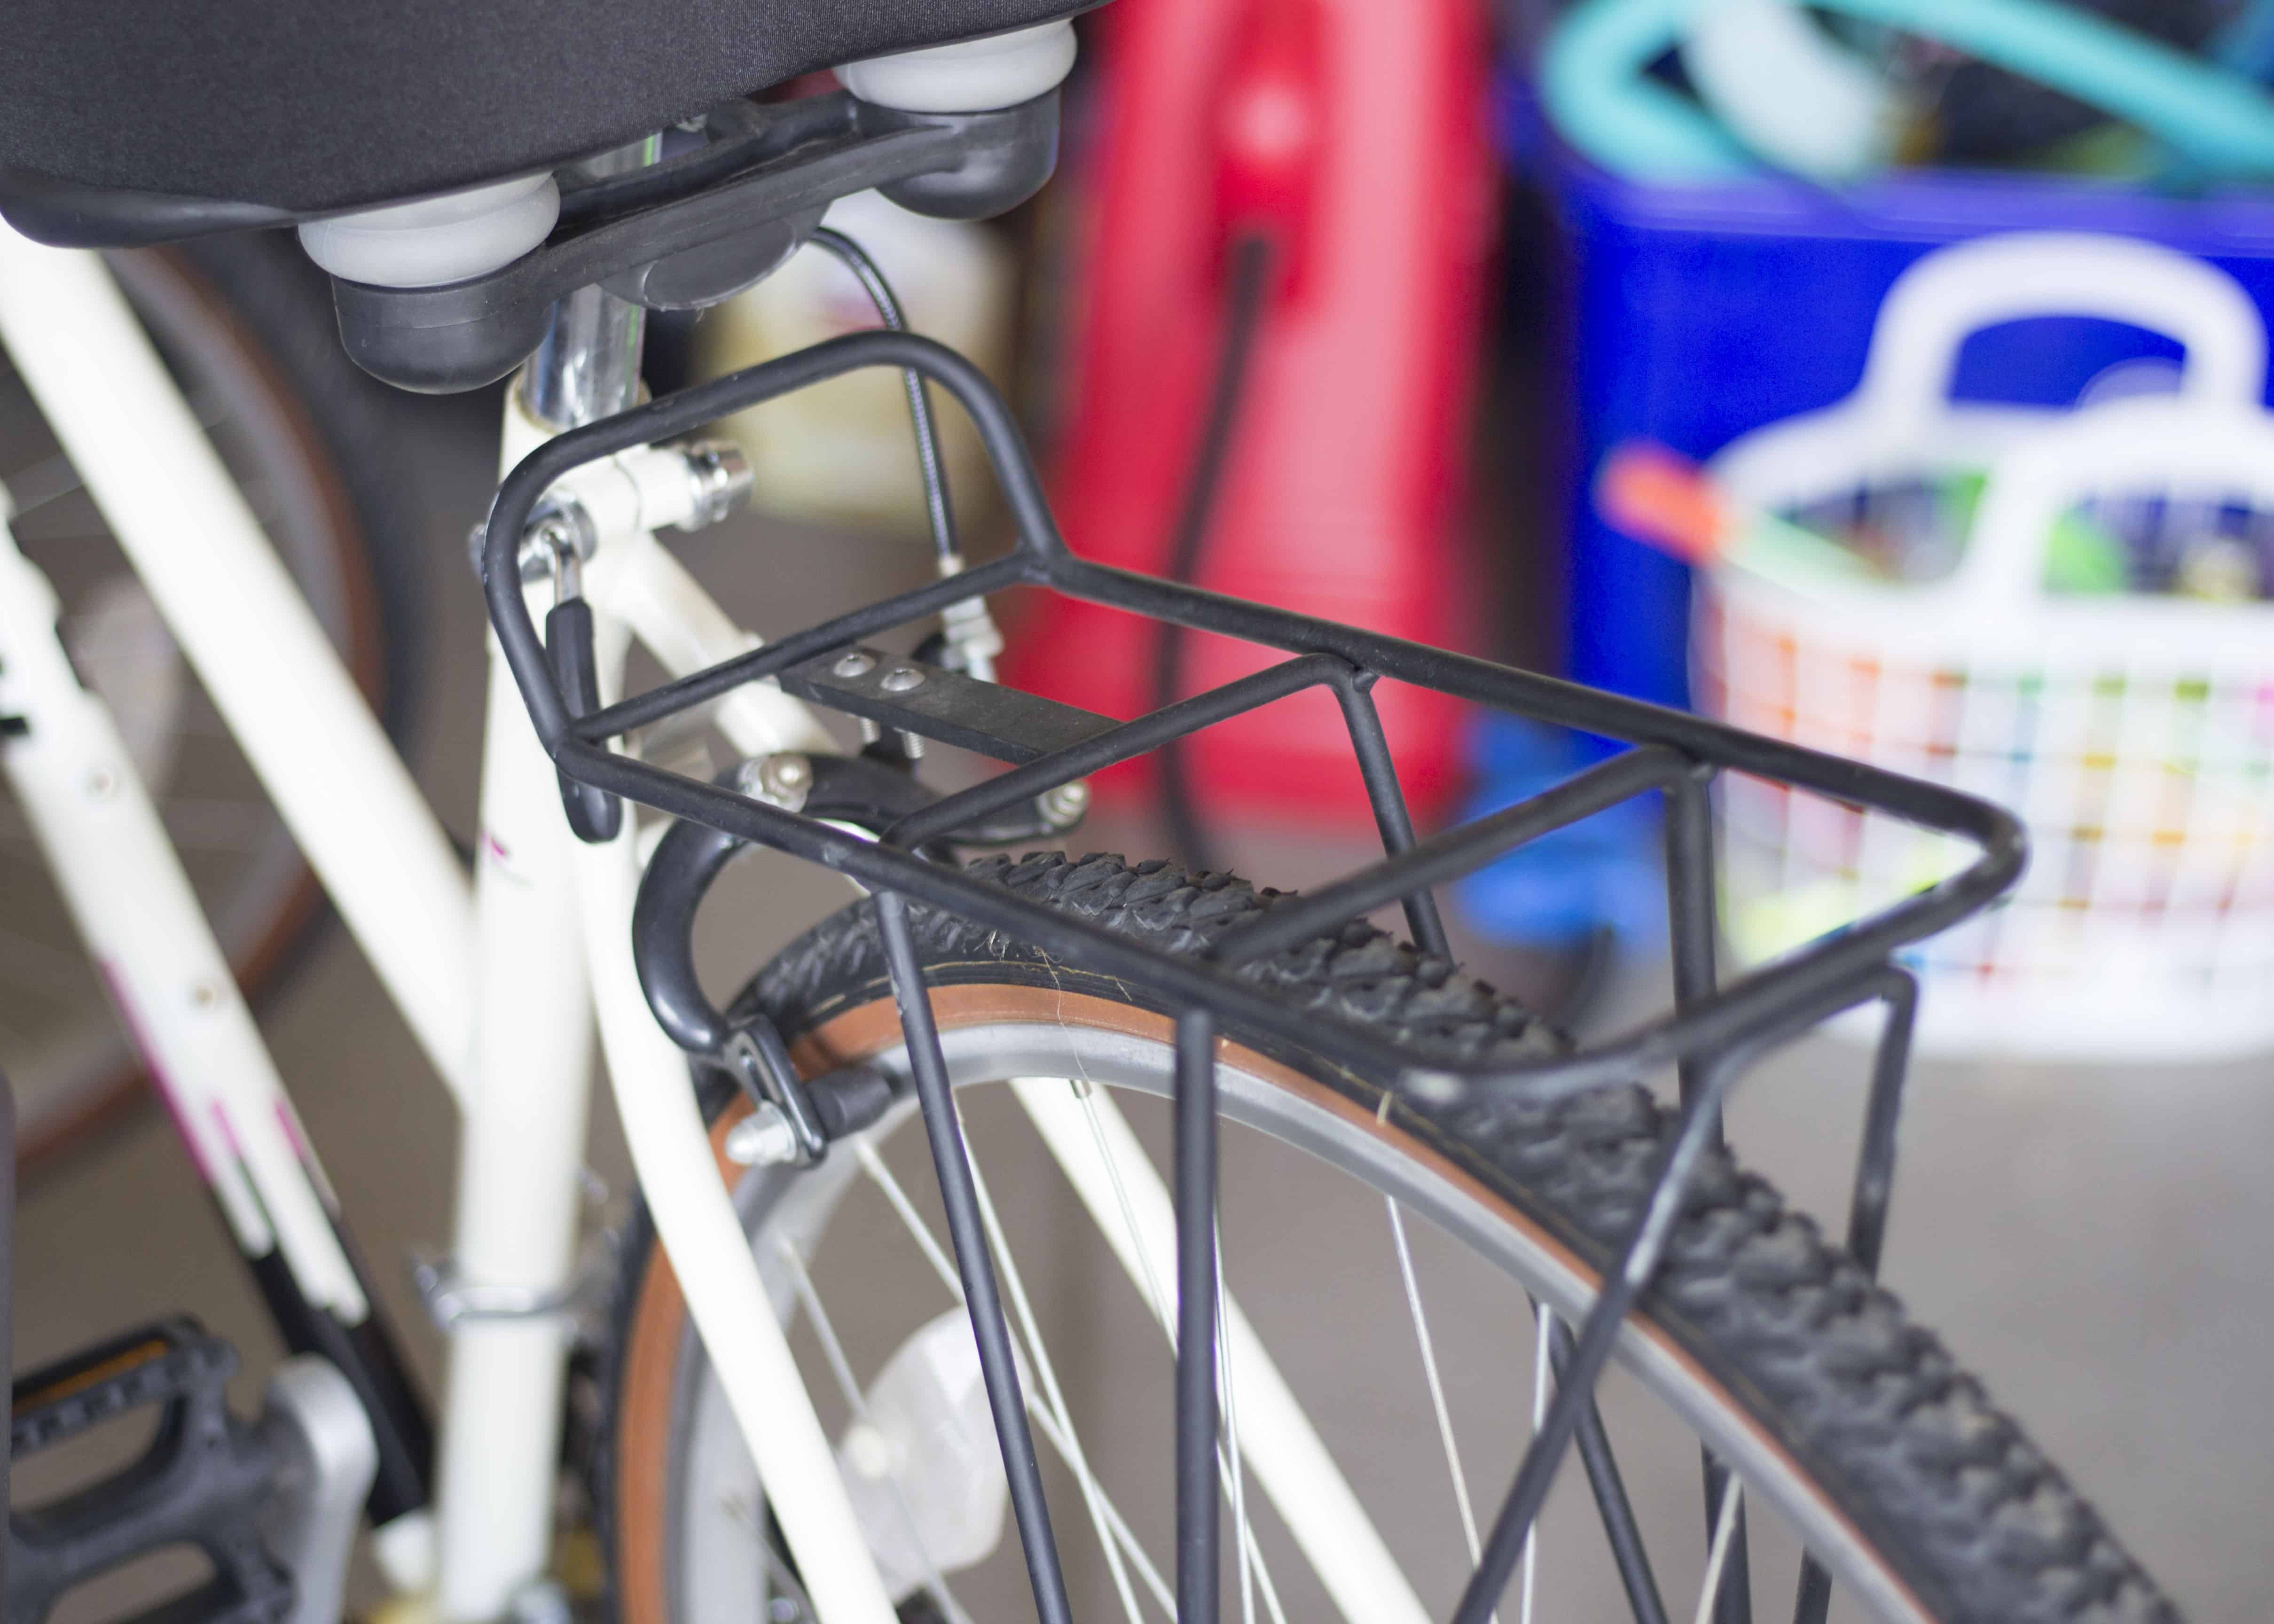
[{"left": 520, "top": 134, "right": 662, "bottom": 430}]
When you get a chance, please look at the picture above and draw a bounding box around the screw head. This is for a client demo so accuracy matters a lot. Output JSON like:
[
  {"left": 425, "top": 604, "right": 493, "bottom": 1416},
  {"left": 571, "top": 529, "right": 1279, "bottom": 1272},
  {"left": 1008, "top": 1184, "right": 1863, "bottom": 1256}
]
[
  {"left": 833, "top": 649, "right": 878, "bottom": 678},
  {"left": 880, "top": 666, "right": 925, "bottom": 693}
]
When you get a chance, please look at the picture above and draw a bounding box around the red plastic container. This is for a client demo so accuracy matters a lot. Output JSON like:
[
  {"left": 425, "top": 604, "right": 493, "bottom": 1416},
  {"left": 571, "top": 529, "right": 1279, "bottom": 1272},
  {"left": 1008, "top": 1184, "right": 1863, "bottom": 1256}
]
[{"left": 1012, "top": 0, "right": 1496, "bottom": 826}]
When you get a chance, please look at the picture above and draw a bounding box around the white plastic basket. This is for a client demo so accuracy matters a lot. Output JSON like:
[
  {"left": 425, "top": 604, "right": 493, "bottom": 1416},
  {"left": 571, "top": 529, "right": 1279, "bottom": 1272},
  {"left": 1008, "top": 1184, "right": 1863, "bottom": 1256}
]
[{"left": 1699, "top": 233, "right": 2274, "bottom": 1060}]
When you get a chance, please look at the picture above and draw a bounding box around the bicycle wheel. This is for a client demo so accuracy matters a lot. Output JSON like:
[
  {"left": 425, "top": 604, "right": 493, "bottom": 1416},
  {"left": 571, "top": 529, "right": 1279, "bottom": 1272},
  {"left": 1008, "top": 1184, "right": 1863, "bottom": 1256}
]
[
  {"left": 603, "top": 852, "right": 2174, "bottom": 1624},
  {"left": 0, "top": 231, "right": 423, "bottom": 1167}
]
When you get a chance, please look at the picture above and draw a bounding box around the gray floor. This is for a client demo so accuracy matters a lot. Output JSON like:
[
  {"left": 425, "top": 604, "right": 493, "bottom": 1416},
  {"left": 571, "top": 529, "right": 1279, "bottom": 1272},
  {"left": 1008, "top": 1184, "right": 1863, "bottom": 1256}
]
[{"left": 15, "top": 393, "right": 2274, "bottom": 1622}]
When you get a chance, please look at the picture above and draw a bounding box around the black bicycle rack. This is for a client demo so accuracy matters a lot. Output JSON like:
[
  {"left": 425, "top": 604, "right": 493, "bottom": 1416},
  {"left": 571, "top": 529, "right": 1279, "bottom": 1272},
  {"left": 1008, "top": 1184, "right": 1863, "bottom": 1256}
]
[{"left": 477, "top": 328, "right": 2024, "bottom": 1624}]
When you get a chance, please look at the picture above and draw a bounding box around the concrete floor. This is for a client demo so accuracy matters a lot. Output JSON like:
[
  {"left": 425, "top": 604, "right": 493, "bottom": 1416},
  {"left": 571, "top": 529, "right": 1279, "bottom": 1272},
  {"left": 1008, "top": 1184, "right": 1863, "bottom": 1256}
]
[{"left": 14, "top": 388, "right": 2274, "bottom": 1623}]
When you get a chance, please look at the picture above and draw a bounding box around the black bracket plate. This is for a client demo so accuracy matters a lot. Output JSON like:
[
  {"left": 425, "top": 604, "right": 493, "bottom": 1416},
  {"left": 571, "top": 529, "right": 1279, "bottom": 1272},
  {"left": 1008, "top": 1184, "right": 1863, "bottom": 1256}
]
[{"left": 778, "top": 645, "right": 1120, "bottom": 765}]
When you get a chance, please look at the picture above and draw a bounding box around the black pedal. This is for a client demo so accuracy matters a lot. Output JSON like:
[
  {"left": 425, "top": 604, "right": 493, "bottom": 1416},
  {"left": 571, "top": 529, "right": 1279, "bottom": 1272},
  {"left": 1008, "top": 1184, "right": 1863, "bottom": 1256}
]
[{"left": 10, "top": 1317, "right": 290, "bottom": 1624}]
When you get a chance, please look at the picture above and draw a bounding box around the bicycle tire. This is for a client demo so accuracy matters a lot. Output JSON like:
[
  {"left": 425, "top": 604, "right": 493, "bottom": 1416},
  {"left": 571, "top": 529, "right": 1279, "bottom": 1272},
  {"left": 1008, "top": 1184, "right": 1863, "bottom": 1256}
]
[{"left": 601, "top": 851, "right": 2176, "bottom": 1624}]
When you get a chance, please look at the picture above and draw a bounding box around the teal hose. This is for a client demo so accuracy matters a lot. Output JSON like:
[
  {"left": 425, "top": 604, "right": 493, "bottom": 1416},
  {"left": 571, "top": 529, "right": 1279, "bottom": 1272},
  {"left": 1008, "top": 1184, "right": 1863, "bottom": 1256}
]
[{"left": 1545, "top": 0, "right": 2274, "bottom": 183}]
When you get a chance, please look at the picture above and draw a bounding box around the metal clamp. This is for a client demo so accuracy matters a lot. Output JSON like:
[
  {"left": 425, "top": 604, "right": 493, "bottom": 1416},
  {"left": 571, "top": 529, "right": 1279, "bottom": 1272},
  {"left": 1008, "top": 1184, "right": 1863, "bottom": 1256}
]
[
  {"left": 725, "top": 1016, "right": 830, "bottom": 1167},
  {"left": 409, "top": 1258, "right": 575, "bottom": 1331}
]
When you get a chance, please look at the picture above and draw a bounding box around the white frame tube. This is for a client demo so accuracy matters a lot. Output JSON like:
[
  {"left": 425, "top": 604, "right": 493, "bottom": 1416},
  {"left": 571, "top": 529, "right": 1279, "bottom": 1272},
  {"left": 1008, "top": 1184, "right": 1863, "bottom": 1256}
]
[
  {"left": 0, "top": 227, "right": 477, "bottom": 1103},
  {"left": 0, "top": 508, "right": 366, "bottom": 1321},
  {"left": 426, "top": 394, "right": 878, "bottom": 1621},
  {"left": 428, "top": 635, "right": 602, "bottom": 1621},
  {"left": 575, "top": 813, "right": 898, "bottom": 1624}
]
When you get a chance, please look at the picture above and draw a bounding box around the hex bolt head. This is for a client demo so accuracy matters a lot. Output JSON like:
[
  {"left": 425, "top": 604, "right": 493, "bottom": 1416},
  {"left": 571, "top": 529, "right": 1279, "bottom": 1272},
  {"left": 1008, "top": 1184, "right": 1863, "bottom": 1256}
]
[
  {"left": 833, "top": 650, "right": 878, "bottom": 678},
  {"left": 741, "top": 753, "right": 812, "bottom": 812},
  {"left": 880, "top": 666, "right": 925, "bottom": 693}
]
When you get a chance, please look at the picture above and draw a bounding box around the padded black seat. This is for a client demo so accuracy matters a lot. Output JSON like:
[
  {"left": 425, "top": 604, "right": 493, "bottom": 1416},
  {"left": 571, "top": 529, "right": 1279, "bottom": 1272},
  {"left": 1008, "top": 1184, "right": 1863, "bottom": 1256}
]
[{"left": 0, "top": 0, "right": 1091, "bottom": 244}]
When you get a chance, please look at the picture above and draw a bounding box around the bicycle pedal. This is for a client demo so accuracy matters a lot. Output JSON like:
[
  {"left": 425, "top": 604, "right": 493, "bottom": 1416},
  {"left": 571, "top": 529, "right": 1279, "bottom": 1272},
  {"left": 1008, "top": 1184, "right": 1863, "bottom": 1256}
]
[{"left": 10, "top": 1316, "right": 292, "bottom": 1624}]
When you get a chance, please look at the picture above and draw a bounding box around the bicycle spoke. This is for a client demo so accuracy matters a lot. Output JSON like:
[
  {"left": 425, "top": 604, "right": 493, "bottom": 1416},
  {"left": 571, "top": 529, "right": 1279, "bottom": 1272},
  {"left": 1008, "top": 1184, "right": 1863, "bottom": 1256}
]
[
  {"left": 963, "top": 1135, "right": 1148, "bottom": 1624},
  {"left": 1075, "top": 1082, "right": 1291, "bottom": 1624},
  {"left": 1382, "top": 1190, "right": 1483, "bottom": 1564},
  {"left": 1692, "top": 1479, "right": 1746, "bottom": 1624},
  {"left": 1176, "top": 1009, "right": 1221, "bottom": 1624},
  {"left": 875, "top": 889, "right": 1074, "bottom": 1624},
  {"left": 1700, "top": 1460, "right": 1753, "bottom": 1624},
  {"left": 853, "top": 1138, "right": 1177, "bottom": 1620},
  {"left": 854, "top": 1137, "right": 961, "bottom": 1293},
  {"left": 771, "top": 1237, "right": 978, "bottom": 1624},
  {"left": 1021, "top": 1076, "right": 1396, "bottom": 1624}
]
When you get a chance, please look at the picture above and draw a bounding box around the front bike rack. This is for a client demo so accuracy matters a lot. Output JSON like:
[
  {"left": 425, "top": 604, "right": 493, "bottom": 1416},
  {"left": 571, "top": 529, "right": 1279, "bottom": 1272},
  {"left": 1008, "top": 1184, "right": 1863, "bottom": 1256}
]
[{"left": 477, "top": 328, "right": 2022, "bottom": 1624}]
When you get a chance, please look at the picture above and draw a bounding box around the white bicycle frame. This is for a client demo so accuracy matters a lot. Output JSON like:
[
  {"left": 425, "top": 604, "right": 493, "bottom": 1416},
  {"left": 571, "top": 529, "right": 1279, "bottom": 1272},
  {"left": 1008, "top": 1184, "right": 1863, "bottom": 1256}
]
[{"left": 0, "top": 225, "right": 1424, "bottom": 1624}]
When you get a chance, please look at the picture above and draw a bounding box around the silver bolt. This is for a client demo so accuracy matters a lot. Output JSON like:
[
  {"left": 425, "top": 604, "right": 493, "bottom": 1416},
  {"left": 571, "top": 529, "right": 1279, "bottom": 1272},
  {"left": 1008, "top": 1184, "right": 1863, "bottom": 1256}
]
[
  {"left": 675, "top": 439, "right": 754, "bottom": 531},
  {"left": 746, "top": 752, "right": 812, "bottom": 812},
  {"left": 723, "top": 1104, "right": 800, "bottom": 1168},
  {"left": 833, "top": 650, "right": 878, "bottom": 679},
  {"left": 880, "top": 666, "right": 925, "bottom": 693},
  {"left": 1039, "top": 779, "right": 1091, "bottom": 828}
]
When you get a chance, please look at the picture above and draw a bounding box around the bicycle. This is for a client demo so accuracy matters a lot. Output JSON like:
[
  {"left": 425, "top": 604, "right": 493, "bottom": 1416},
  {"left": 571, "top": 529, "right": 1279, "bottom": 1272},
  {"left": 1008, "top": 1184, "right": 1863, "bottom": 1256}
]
[{"left": 0, "top": 6, "right": 2183, "bottom": 1624}]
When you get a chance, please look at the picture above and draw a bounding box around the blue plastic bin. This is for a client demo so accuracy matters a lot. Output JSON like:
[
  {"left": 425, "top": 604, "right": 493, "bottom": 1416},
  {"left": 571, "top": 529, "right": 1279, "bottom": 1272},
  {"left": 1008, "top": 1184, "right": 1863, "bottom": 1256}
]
[{"left": 1460, "top": 86, "right": 2274, "bottom": 951}]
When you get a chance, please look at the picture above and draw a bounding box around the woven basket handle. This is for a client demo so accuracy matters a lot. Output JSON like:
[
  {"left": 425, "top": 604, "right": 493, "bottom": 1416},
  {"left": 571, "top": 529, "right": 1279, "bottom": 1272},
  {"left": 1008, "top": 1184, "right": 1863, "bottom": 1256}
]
[
  {"left": 1959, "top": 394, "right": 2274, "bottom": 614},
  {"left": 1854, "top": 232, "right": 2266, "bottom": 439}
]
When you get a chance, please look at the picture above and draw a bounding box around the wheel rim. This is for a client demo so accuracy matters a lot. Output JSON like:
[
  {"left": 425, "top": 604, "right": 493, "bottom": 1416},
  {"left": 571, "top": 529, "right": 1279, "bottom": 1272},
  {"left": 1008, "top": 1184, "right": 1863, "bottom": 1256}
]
[
  {"left": 0, "top": 245, "right": 386, "bottom": 1166},
  {"left": 614, "top": 986, "right": 1934, "bottom": 1624}
]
